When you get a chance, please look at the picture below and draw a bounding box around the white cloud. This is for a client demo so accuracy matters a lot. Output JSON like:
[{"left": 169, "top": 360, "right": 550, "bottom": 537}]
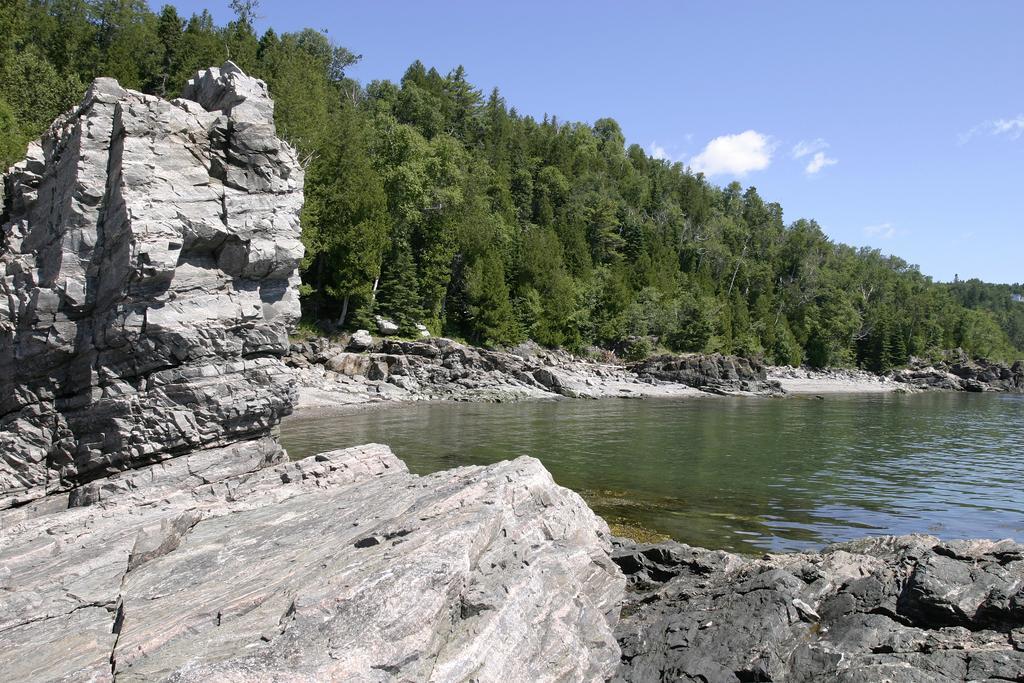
[
  {"left": 960, "top": 115, "right": 1024, "bottom": 144},
  {"left": 992, "top": 116, "right": 1024, "bottom": 138},
  {"left": 791, "top": 138, "right": 828, "bottom": 159},
  {"left": 792, "top": 139, "right": 837, "bottom": 175},
  {"left": 689, "top": 130, "right": 773, "bottom": 177},
  {"left": 805, "top": 151, "right": 838, "bottom": 175},
  {"left": 648, "top": 142, "right": 671, "bottom": 161},
  {"left": 864, "top": 222, "right": 896, "bottom": 240}
]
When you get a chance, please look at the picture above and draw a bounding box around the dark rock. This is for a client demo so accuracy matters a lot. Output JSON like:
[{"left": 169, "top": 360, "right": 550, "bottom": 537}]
[
  {"left": 895, "top": 350, "right": 1024, "bottom": 393},
  {"left": 631, "top": 353, "right": 784, "bottom": 395},
  {"left": 613, "top": 535, "right": 1024, "bottom": 682}
]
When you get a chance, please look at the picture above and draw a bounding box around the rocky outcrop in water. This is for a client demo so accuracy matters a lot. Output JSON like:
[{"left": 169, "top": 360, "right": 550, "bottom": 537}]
[
  {"left": 895, "top": 351, "right": 1024, "bottom": 393},
  {"left": 0, "top": 443, "right": 625, "bottom": 681},
  {"left": 0, "top": 62, "right": 303, "bottom": 508},
  {"left": 612, "top": 535, "right": 1024, "bottom": 682}
]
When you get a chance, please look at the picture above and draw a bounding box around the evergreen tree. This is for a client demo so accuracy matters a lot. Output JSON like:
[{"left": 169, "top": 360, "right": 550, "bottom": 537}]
[
  {"left": 1, "top": 4, "right": 1020, "bottom": 365},
  {"left": 465, "top": 251, "right": 521, "bottom": 346},
  {"left": 375, "top": 237, "right": 424, "bottom": 334},
  {"left": 301, "top": 107, "right": 389, "bottom": 326}
]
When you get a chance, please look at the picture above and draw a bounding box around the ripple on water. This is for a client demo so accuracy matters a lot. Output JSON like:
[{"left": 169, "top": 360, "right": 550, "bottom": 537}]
[{"left": 281, "top": 393, "right": 1024, "bottom": 554}]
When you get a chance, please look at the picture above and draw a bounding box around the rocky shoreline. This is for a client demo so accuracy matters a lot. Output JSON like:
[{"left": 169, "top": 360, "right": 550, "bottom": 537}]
[
  {"left": 285, "top": 335, "right": 784, "bottom": 410},
  {"left": 2, "top": 66, "right": 1020, "bottom": 682},
  {"left": 286, "top": 333, "right": 1024, "bottom": 412}
]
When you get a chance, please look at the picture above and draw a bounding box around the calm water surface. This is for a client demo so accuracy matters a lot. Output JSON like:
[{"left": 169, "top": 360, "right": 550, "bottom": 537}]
[{"left": 280, "top": 393, "right": 1024, "bottom": 554}]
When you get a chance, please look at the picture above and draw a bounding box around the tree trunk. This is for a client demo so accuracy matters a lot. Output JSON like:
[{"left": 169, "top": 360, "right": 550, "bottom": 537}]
[
  {"left": 727, "top": 244, "right": 748, "bottom": 297},
  {"left": 338, "top": 294, "right": 350, "bottom": 328}
]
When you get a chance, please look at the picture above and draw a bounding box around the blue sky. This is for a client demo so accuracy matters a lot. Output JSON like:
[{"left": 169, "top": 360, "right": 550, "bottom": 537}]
[{"left": 173, "top": 1, "right": 1023, "bottom": 284}]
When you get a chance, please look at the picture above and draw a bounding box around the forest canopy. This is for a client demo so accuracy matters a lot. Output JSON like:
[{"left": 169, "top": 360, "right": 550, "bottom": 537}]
[{"left": 2, "top": 0, "right": 1022, "bottom": 368}]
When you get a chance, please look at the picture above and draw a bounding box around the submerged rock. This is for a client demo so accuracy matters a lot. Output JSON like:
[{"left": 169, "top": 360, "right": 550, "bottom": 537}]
[
  {"left": 0, "top": 62, "right": 303, "bottom": 508},
  {"left": 0, "top": 443, "right": 625, "bottom": 681},
  {"left": 612, "top": 535, "right": 1024, "bottom": 682}
]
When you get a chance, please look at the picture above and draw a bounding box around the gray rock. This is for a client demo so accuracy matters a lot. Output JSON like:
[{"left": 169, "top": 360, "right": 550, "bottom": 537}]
[
  {"left": 347, "top": 328, "right": 374, "bottom": 351},
  {"left": 375, "top": 315, "right": 399, "bottom": 335},
  {"left": 0, "top": 443, "right": 625, "bottom": 682},
  {"left": 290, "top": 336, "right": 710, "bottom": 406},
  {"left": 895, "top": 350, "right": 1024, "bottom": 393},
  {"left": 632, "top": 352, "right": 784, "bottom": 395},
  {"left": 325, "top": 351, "right": 371, "bottom": 376},
  {"left": 0, "top": 62, "right": 303, "bottom": 509}
]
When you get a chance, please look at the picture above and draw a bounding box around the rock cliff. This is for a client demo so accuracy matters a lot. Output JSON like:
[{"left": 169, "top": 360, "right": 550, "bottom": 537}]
[{"left": 0, "top": 62, "right": 304, "bottom": 508}]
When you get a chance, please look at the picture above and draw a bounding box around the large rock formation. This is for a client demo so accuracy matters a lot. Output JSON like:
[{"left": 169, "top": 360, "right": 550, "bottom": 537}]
[
  {"left": 0, "top": 66, "right": 629, "bottom": 683},
  {"left": 0, "top": 63, "right": 303, "bottom": 508},
  {"left": 0, "top": 444, "right": 625, "bottom": 681}
]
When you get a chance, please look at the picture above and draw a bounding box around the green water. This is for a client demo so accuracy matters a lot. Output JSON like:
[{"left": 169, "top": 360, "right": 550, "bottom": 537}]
[{"left": 280, "top": 393, "right": 1024, "bottom": 554}]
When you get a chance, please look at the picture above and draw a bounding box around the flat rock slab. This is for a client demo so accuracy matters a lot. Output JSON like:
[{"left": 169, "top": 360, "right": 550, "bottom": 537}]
[{"left": 0, "top": 443, "right": 624, "bottom": 682}]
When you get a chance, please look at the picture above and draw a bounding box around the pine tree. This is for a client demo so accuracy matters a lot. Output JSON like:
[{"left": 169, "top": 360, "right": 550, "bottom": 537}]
[
  {"left": 376, "top": 237, "right": 424, "bottom": 334},
  {"left": 465, "top": 251, "right": 521, "bottom": 346}
]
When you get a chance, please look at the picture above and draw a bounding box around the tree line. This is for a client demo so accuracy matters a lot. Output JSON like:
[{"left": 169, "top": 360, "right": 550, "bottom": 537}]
[{"left": 2, "top": 0, "right": 1022, "bottom": 368}]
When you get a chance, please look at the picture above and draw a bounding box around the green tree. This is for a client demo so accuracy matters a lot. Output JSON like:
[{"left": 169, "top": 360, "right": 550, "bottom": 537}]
[
  {"left": 375, "top": 236, "right": 424, "bottom": 334},
  {"left": 301, "top": 107, "right": 389, "bottom": 327},
  {"left": 0, "top": 97, "right": 24, "bottom": 169},
  {"left": 465, "top": 251, "right": 521, "bottom": 346}
]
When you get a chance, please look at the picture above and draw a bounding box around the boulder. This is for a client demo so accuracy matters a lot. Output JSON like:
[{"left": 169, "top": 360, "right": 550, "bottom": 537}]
[
  {"left": 375, "top": 315, "right": 399, "bottom": 335},
  {"left": 347, "top": 328, "right": 374, "bottom": 351},
  {"left": 325, "top": 352, "right": 371, "bottom": 377},
  {"left": 0, "top": 62, "right": 303, "bottom": 508}
]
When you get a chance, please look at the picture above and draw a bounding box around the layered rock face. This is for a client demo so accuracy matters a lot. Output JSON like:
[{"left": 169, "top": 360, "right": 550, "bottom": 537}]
[
  {"left": 613, "top": 535, "right": 1024, "bottom": 681},
  {"left": 0, "top": 444, "right": 625, "bottom": 681},
  {"left": 631, "top": 352, "right": 783, "bottom": 395},
  {"left": 0, "top": 63, "right": 303, "bottom": 508}
]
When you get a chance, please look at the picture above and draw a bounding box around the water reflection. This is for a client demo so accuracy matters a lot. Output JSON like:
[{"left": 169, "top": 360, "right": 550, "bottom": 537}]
[{"left": 281, "top": 393, "right": 1024, "bottom": 553}]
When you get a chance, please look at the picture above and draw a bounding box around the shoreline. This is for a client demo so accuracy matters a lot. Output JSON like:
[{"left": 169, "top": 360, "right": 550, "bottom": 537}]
[
  {"left": 287, "top": 335, "right": 970, "bottom": 413},
  {"left": 289, "top": 335, "right": 1024, "bottom": 411},
  {"left": 4, "top": 64, "right": 1020, "bottom": 683},
  {"left": 767, "top": 366, "right": 908, "bottom": 394}
]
